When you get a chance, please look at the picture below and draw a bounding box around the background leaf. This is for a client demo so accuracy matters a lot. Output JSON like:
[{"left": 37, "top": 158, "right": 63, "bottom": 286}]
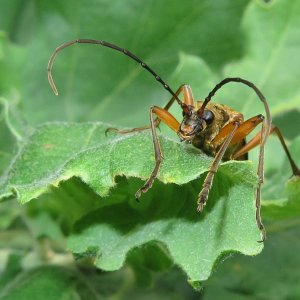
[
  {"left": 203, "top": 224, "right": 300, "bottom": 300},
  {"left": 0, "top": 265, "right": 99, "bottom": 300},
  {"left": 262, "top": 135, "right": 300, "bottom": 221},
  {"left": 0, "top": 0, "right": 248, "bottom": 126}
]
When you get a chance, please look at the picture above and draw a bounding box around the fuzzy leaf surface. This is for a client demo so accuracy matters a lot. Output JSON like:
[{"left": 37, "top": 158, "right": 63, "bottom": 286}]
[{"left": 0, "top": 122, "right": 262, "bottom": 285}]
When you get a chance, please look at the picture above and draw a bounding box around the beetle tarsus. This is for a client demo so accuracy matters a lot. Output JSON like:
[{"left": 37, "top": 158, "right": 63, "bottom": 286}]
[
  {"left": 293, "top": 166, "right": 300, "bottom": 177},
  {"left": 135, "top": 185, "right": 150, "bottom": 201},
  {"left": 135, "top": 190, "right": 142, "bottom": 200},
  {"left": 197, "top": 191, "right": 208, "bottom": 212},
  {"left": 105, "top": 128, "right": 116, "bottom": 136},
  {"left": 197, "top": 202, "right": 204, "bottom": 212},
  {"left": 257, "top": 227, "right": 266, "bottom": 243}
]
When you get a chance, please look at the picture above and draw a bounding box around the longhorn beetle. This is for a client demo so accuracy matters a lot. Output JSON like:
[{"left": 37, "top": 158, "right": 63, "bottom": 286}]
[{"left": 48, "top": 39, "right": 300, "bottom": 241}]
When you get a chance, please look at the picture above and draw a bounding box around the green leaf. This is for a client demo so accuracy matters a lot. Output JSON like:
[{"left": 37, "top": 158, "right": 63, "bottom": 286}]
[
  {"left": 0, "top": 98, "right": 21, "bottom": 174},
  {"left": 0, "top": 122, "right": 210, "bottom": 202},
  {"left": 0, "top": 0, "right": 248, "bottom": 125},
  {"left": 26, "top": 177, "right": 108, "bottom": 233},
  {"left": 0, "top": 200, "right": 19, "bottom": 229},
  {"left": 25, "top": 212, "right": 65, "bottom": 241},
  {"left": 0, "top": 253, "right": 23, "bottom": 291},
  {"left": 68, "top": 175, "right": 262, "bottom": 287},
  {"left": 0, "top": 266, "right": 99, "bottom": 300},
  {"left": 272, "top": 109, "right": 300, "bottom": 140},
  {"left": 223, "top": 0, "right": 300, "bottom": 117},
  {"left": 203, "top": 225, "right": 300, "bottom": 300},
  {"left": 0, "top": 122, "right": 262, "bottom": 286},
  {"left": 126, "top": 242, "right": 173, "bottom": 287},
  {"left": 262, "top": 177, "right": 300, "bottom": 222},
  {"left": 262, "top": 135, "right": 300, "bottom": 221}
]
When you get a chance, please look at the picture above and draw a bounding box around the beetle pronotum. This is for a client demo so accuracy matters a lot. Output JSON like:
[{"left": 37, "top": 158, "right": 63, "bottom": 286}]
[{"left": 48, "top": 39, "right": 300, "bottom": 241}]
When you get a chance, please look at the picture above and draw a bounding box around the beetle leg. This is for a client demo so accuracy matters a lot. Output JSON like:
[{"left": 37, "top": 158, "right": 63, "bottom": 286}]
[
  {"left": 105, "top": 124, "right": 152, "bottom": 135},
  {"left": 105, "top": 84, "right": 194, "bottom": 135},
  {"left": 256, "top": 126, "right": 266, "bottom": 242},
  {"left": 212, "top": 115, "right": 266, "bottom": 241},
  {"left": 135, "top": 106, "right": 180, "bottom": 200},
  {"left": 165, "top": 84, "right": 194, "bottom": 108},
  {"left": 211, "top": 114, "right": 264, "bottom": 149},
  {"left": 197, "top": 120, "right": 241, "bottom": 212},
  {"left": 233, "top": 124, "right": 300, "bottom": 242},
  {"left": 208, "top": 115, "right": 266, "bottom": 241},
  {"left": 233, "top": 126, "right": 300, "bottom": 176},
  {"left": 217, "top": 117, "right": 267, "bottom": 241}
]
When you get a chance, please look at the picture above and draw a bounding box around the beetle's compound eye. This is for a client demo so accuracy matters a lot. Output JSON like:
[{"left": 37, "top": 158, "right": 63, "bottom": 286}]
[{"left": 202, "top": 109, "right": 214, "bottom": 125}]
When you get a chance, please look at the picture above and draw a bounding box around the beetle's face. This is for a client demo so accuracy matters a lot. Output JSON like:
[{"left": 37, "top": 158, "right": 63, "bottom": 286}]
[
  {"left": 178, "top": 108, "right": 215, "bottom": 143},
  {"left": 178, "top": 113, "right": 205, "bottom": 142}
]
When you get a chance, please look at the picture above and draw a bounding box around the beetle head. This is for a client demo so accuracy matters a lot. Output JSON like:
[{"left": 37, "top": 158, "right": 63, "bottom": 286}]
[{"left": 178, "top": 105, "right": 215, "bottom": 142}]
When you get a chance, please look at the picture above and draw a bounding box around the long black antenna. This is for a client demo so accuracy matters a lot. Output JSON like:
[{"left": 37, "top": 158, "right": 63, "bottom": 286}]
[
  {"left": 47, "top": 39, "right": 183, "bottom": 106},
  {"left": 197, "top": 77, "right": 271, "bottom": 144},
  {"left": 197, "top": 77, "right": 272, "bottom": 243}
]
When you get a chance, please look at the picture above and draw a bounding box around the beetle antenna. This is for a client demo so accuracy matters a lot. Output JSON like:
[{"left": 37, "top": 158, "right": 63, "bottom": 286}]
[
  {"left": 47, "top": 39, "right": 183, "bottom": 106},
  {"left": 197, "top": 77, "right": 271, "bottom": 144}
]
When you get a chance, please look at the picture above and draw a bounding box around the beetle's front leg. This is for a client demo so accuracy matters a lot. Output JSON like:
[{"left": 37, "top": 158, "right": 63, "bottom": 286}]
[
  {"left": 105, "top": 124, "right": 153, "bottom": 135},
  {"left": 105, "top": 84, "right": 194, "bottom": 136},
  {"left": 135, "top": 106, "right": 180, "bottom": 200},
  {"left": 197, "top": 120, "right": 241, "bottom": 212}
]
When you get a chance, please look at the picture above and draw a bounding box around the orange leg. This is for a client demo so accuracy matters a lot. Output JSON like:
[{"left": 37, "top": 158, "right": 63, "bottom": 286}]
[
  {"left": 105, "top": 84, "right": 194, "bottom": 135},
  {"left": 232, "top": 124, "right": 300, "bottom": 242},
  {"left": 197, "top": 115, "right": 264, "bottom": 211},
  {"left": 164, "top": 84, "right": 194, "bottom": 110},
  {"left": 211, "top": 114, "right": 264, "bottom": 148},
  {"left": 135, "top": 106, "right": 180, "bottom": 199},
  {"left": 207, "top": 115, "right": 266, "bottom": 241},
  {"left": 197, "top": 121, "right": 241, "bottom": 211},
  {"left": 233, "top": 126, "right": 300, "bottom": 176}
]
